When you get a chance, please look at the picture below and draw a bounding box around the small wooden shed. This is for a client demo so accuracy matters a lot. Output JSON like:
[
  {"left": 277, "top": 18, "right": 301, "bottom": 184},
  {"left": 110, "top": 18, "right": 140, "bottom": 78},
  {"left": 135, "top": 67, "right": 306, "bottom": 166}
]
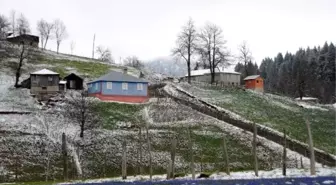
[
  {"left": 63, "top": 73, "right": 83, "bottom": 90},
  {"left": 30, "top": 69, "right": 60, "bottom": 94},
  {"left": 244, "top": 75, "right": 264, "bottom": 92}
]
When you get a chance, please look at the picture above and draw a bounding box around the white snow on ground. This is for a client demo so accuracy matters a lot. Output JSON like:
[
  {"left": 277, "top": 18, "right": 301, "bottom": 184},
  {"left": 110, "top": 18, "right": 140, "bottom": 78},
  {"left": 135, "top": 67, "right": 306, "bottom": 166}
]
[
  {"left": 58, "top": 167, "right": 336, "bottom": 184},
  {"left": 323, "top": 180, "right": 335, "bottom": 184},
  {"left": 295, "top": 97, "right": 318, "bottom": 101},
  {"left": 296, "top": 102, "right": 329, "bottom": 111}
]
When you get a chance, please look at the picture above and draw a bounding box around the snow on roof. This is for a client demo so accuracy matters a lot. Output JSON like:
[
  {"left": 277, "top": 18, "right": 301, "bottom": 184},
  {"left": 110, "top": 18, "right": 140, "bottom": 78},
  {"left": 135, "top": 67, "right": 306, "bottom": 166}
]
[
  {"left": 244, "top": 75, "right": 260, "bottom": 80},
  {"left": 59, "top": 80, "right": 67, "bottom": 84},
  {"left": 186, "top": 68, "right": 241, "bottom": 77},
  {"left": 31, "top": 69, "right": 59, "bottom": 75}
]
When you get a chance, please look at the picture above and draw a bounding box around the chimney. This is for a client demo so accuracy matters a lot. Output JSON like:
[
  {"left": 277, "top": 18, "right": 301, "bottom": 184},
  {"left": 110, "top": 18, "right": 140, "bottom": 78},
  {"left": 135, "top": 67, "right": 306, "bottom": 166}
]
[{"left": 123, "top": 67, "right": 128, "bottom": 74}]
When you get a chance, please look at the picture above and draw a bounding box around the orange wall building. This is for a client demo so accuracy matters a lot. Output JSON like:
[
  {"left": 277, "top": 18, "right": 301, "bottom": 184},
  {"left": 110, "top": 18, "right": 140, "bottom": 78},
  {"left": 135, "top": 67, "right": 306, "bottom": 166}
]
[{"left": 244, "top": 75, "right": 264, "bottom": 92}]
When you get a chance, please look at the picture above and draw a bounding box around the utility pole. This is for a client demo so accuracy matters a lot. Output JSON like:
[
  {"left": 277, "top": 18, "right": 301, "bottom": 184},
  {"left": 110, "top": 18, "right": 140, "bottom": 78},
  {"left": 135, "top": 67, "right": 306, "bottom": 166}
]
[{"left": 92, "top": 34, "right": 95, "bottom": 59}]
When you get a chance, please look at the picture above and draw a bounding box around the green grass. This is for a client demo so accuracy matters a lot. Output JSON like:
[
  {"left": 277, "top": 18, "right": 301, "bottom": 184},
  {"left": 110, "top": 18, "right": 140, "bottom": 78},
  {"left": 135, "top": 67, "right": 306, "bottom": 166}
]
[
  {"left": 32, "top": 57, "right": 118, "bottom": 78},
  {"left": 193, "top": 85, "right": 336, "bottom": 155},
  {"left": 93, "top": 101, "right": 144, "bottom": 129}
]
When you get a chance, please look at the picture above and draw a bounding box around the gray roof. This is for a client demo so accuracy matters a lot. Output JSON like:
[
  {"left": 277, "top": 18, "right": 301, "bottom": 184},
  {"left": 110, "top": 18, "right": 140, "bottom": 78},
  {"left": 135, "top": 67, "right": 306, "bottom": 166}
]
[
  {"left": 244, "top": 75, "right": 261, "bottom": 80},
  {"left": 89, "top": 70, "right": 148, "bottom": 83}
]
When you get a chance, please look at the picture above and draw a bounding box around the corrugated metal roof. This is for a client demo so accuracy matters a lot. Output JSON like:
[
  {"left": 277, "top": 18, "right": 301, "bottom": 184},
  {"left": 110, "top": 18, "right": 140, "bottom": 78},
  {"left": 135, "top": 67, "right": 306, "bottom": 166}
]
[
  {"left": 244, "top": 75, "right": 260, "bottom": 80},
  {"left": 89, "top": 70, "right": 148, "bottom": 83},
  {"left": 186, "top": 68, "right": 241, "bottom": 77},
  {"left": 31, "top": 69, "right": 59, "bottom": 75}
]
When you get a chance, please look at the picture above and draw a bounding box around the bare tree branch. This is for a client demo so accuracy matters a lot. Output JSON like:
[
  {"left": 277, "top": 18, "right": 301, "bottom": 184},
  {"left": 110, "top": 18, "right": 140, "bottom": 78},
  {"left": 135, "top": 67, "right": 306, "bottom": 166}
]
[
  {"left": 54, "top": 19, "right": 68, "bottom": 53},
  {"left": 172, "top": 18, "right": 197, "bottom": 83}
]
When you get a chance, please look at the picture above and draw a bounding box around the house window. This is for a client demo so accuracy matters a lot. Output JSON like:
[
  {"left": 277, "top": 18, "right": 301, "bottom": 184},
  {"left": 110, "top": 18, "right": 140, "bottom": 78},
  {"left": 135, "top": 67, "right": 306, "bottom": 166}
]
[
  {"left": 256, "top": 80, "right": 259, "bottom": 83},
  {"left": 48, "top": 76, "right": 53, "bottom": 81},
  {"left": 137, "top": 83, "right": 143, "bottom": 90},
  {"left": 106, "top": 82, "right": 112, "bottom": 89},
  {"left": 95, "top": 83, "right": 98, "bottom": 90},
  {"left": 122, "top": 82, "right": 128, "bottom": 90}
]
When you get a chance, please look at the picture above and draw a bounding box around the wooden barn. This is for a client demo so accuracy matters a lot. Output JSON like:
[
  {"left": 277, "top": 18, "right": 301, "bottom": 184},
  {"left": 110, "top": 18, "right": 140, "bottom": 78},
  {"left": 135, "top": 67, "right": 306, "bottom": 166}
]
[
  {"left": 30, "top": 69, "right": 60, "bottom": 94},
  {"left": 244, "top": 75, "right": 264, "bottom": 92},
  {"left": 63, "top": 73, "right": 83, "bottom": 90},
  {"left": 7, "top": 34, "right": 39, "bottom": 47}
]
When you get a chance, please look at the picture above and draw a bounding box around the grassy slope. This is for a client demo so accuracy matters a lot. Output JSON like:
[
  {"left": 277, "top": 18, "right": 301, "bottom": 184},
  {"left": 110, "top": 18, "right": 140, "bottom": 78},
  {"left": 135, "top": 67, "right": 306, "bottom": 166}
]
[{"left": 180, "top": 84, "right": 336, "bottom": 155}]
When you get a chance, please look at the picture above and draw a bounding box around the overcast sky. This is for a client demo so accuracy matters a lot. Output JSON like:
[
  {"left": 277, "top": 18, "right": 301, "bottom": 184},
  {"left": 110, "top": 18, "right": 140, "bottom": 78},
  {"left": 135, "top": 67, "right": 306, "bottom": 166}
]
[{"left": 1, "top": 0, "right": 335, "bottom": 65}]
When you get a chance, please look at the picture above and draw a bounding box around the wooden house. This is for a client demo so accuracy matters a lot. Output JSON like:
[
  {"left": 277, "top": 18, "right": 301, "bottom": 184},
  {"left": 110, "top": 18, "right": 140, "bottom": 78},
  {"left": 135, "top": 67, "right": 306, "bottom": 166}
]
[
  {"left": 87, "top": 68, "right": 149, "bottom": 103},
  {"left": 184, "top": 68, "right": 241, "bottom": 86},
  {"left": 63, "top": 73, "right": 83, "bottom": 90},
  {"left": 7, "top": 34, "right": 39, "bottom": 47},
  {"left": 30, "top": 69, "right": 60, "bottom": 94},
  {"left": 244, "top": 75, "right": 264, "bottom": 92}
]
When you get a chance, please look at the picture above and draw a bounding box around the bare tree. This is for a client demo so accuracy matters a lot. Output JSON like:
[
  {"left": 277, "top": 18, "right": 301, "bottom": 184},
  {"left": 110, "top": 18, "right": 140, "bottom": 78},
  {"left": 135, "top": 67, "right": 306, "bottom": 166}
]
[
  {"left": 9, "top": 10, "right": 16, "bottom": 36},
  {"left": 64, "top": 90, "right": 101, "bottom": 139},
  {"left": 5, "top": 41, "right": 35, "bottom": 87},
  {"left": 96, "top": 45, "right": 114, "bottom": 63},
  {"left": 70, "top": 41, "right": 75, "bottom": 55},
  {"left": 172, "top": 18, "right": 197, "bottom": 84},
  {"left": 124, "top": 56, "right": 143, "bottom": 69},
  {"left": 197, "top": 23, "right": 231, "bottom": 84},
  {"left": 16, "top": 13, "right": 30, "bottom": 35},
  {"left": 37, "top": 19, "right": 54, "bottom": 50},
  {"left": 54, "top": 19, "right": 68, "bottom": 53},
  {"left": 237, "top": 41, "right": 253, "bottom": 77},
  {"left": 0, "top": 15, "right": 10, "bottom": 39}
]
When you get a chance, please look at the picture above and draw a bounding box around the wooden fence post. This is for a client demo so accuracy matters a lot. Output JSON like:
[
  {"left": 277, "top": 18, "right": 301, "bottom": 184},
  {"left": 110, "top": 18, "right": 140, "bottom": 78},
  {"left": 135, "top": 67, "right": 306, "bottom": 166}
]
[
  {"left": 122, "top": 139, "right": 127, "bottom": 179},
  {"left": 222, "top": 135, "right": 230, "bottom": 175},
  {"left": 62, "top": 133, "right": 68, "bottom": 181},
  {"left": 187, "top": 128, "right": 195, "bottom": 179},
  {"left": 304, "top": 118, "right": 316, "bottom": 175},
  {"left": 146, "top": 122, "right": 153, "bottom": 180},
  {"left": 138, "top": 127, "right": 143, "bottom": 175},
  {"left": 170, "top": 136, "right": 177, "bottom": 179},
  {"left": 252, "top": 122, "right": 258, "bottom": 176},
  {"left": 282, "top": 129, "right": 287, "bottom": 176}
]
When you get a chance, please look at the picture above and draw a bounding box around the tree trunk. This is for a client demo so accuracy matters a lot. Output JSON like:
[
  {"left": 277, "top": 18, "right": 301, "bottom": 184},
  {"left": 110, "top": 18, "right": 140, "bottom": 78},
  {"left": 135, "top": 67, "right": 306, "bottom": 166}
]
[
  {"left": 187, "top": 61, "right": 191, "bottom": 84},
  {"left": 62, "top": 133, "right": 68, "bottom": 181},
  {"left": 57, "top": 43, "right": 60, "bottom": 54},
  {"left": 304, "top": 118, "right": 316, "bottom": 175},
  {"left": 122, "top": 139, "right": 127, "bottom": 179},
  {"left": 282, "top": 129, "right": 287, "bottom": 176},
  {"left": 252, "top": 122, "right": 258, "bottom": 176},
  {"left": 44, "top": 36, "right": 49, "bottom": 49},
  {"left": 14, "top": 44, "right": 25, "bottom": 88},
  {"left": 145, "top": 123, "right": 152, "bottom": 180},
  {"left": 187, "top": 128, "right": 195, "bottom": 179},
  {"left": 222, "top": 135, "right": 230, "bottom": 175}
]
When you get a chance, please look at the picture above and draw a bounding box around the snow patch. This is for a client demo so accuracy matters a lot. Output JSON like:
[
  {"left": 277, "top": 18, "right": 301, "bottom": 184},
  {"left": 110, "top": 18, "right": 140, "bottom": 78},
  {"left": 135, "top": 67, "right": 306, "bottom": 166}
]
[
  {"left": 323, "top": 180, "right": 335, "bottom": 184},
  {"left": 297, "top": 102, "right": 328, "bottom": 111}
]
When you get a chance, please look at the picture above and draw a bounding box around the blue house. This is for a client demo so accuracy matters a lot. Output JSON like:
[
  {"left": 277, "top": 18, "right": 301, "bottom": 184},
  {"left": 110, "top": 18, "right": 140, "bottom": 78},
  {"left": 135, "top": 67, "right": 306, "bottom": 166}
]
[{"left": 87, "top": 69, "right": 149, "bottom": 103}]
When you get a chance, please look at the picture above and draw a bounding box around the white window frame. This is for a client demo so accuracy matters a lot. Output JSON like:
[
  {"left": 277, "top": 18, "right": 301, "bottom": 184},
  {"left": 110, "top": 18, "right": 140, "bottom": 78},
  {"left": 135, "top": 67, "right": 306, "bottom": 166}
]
[
  {"left": 122, "top": 82, "right": 128, "bottom": 90},
  {"left": 137, "top": 83, "right": 143, "bottom": 91},
  {"left": 95, "top": 83, "right": 98, "bottom": 90},
  {"left": 106, "top": 82, "right": 112, "bottom": 89}
]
